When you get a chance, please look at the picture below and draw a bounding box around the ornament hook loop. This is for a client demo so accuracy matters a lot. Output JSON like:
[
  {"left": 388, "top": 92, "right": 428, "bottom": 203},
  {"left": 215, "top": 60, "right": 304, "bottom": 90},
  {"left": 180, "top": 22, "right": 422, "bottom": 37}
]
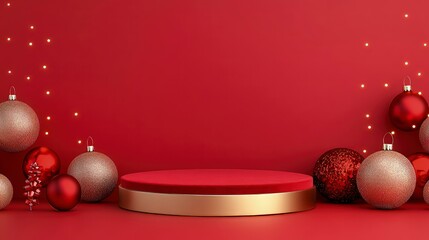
[
  {"left": 403, "top": 76, "right": 412, "bottom": 91},
  {"left": 382, "top": 132, "right": 394, "bottom": 151},
  {"left": 87, "top": 136, "right": 94, "bottom": 152},
  {"left": 8, "top": 86, "right": 16, "bottom": 101}
]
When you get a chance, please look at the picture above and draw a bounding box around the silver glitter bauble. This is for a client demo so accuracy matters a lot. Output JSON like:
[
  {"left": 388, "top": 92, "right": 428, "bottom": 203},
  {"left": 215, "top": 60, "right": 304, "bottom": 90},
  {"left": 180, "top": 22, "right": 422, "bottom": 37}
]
[
  {"left": 423, "top": 181, "right": 429, "bottom": 204},
  {"left": 419, "top": 117, "right": 429, "bottom": 152},
  {"left": 68, "top": 147, "right": 118, "bottom": 202},
  {"left": 0, "top": 91, "right": 39, "bottom": 152},
  {"left": 357, "top": 150, "right": 415, "bottom": 209},
  {"left": 0, "top": 174, "right": 13, "bottom": 210}
]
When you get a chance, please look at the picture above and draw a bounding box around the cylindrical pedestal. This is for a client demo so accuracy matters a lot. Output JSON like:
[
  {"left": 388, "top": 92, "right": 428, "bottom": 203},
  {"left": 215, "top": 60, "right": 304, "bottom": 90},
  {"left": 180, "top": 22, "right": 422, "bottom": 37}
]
[{"left": 119, "top": 186, "right": 316, "bottom": 216}]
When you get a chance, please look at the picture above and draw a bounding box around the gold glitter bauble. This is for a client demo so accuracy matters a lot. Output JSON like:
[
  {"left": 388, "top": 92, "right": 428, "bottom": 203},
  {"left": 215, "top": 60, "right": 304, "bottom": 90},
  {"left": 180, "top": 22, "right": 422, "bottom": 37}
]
[
  {"left": 68, "top": 151, "right": 118, "bottom": 202},
  {"left": 0, "top": 100, "right": 39, "bottom": 152},
  {"left": 419, "top": 117, "right": 429, "bottom": 152},
  {"left": 0, "top": 174, "right": 13, "bottom": 210},
  {"left": 423, "top": 181, "right": 429, "bottom": 204},
  {"left": 357, "top": 150, "right": 415, "bottom": 209}
]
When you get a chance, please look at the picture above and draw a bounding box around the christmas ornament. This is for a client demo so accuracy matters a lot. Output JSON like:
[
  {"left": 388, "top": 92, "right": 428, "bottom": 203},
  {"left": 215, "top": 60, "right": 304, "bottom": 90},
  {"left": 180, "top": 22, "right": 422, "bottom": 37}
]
[
  {"left": 357, "top": 133, "right": 416, "bottom": 209},
  {"left": 423, "top": 181, "right": 429, "bottom": 204},
  {"left": 407, "top": 153, "right": 429, "bottom": 199},
  {"left": 419, "top": 117, "right": 429, "bottom": 152},
  {"left": 67, "top": 137, "right": 118, "bottom": 202},
  {"left": 0, "top": 87, "right": 40, "bottom": 152},
  {"left": 46, "top": 174, "right": 81, "bottom": 211},
  {"left": 0, "top": 174, "right": 13, "bottom": 210},
  {"left": 313, "top": 148, "right": 364, "bottom": 203},
  {"left": 388, "top": 77, "right": 428, "bottom": 131},
  {"left": 23, "top": 146, "right": 61, "bottom": 186},
  {"left": 24, "top": 162, "right": 42, "bottom": 210}
]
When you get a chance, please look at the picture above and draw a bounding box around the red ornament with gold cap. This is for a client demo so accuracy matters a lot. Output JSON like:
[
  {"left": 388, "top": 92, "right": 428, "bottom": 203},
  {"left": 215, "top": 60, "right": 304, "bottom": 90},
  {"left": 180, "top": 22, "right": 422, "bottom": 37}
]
[
  {"left": 388, "top": 76, "right": 428, "bottom": 131},
  {"left": 357, "top": 133, "right": 416, "bottom": 209}
]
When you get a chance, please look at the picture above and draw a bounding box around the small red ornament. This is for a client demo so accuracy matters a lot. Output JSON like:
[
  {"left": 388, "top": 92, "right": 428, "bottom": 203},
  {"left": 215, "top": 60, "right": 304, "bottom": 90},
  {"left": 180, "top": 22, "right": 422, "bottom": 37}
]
[
  {"left": 46, "top": 174, "right": 81, "bottom": 211},
  {"left": 388, "top": 77, "right": 428, "bottom": 131},
  {"left": 23, "top": 147, "right": 61, "bottom": 186},
  {"left": 408, "top": 152, "right": 429, "bottom": 199},
  {"left": 313, "top": 148, "right": 364, "bottom": 203}
]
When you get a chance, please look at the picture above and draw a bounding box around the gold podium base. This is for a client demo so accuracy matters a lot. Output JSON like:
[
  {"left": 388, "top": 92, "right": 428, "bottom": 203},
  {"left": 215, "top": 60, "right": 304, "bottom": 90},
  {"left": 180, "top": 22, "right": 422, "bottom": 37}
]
[{"left": 118, "top": 186, "right": 316, "bottom": 216}]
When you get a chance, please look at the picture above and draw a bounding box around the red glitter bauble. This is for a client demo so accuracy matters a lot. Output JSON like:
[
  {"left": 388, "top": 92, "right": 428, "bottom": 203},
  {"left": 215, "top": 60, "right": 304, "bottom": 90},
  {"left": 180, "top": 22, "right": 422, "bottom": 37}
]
[
  {"left": 408, "top": 152, "right": 429, "bottom": 200},
  {"left": 23, "top": 147, "right": 61, "bottom": 187},
  {"left": 313, "top": 148, "right": 364, "bottom": 203},
  {"left": 46, "top": 174, "right": 81, "bottom": 211},
  {"left": 389, "top": 90, "right": 428, "bottom": 131}
]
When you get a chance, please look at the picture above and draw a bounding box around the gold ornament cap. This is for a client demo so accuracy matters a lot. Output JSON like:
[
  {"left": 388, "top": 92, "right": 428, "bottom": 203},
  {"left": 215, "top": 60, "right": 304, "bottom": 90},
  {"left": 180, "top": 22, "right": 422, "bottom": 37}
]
[
  {"left": 382, "top": 132, "right": 394, "bottom": 151},
  {"left": 8, "top": 86, "right": 16, "bottom": 101},
  {"left": 87, "top": 136, "right": 94, "bottom": 152},
  {"left": 403, "top": 76, "right": 412, "bottom": 92}
]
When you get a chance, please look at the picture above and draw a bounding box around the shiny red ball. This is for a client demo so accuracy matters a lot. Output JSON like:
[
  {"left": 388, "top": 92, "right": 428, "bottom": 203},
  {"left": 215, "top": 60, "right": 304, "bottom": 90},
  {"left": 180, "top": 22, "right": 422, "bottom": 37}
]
[
  {"left": 408, "top": 152, "right": 429, "bottom": 200},
  {"left": 313, "top": 148, "right": 364, "bottom": 203},
  {"left": 23, "top": 147, "right": 61, "bottom": 187},
  {"left": 389, "top": 91, "right": 428, "bottom": 131},
  {"left": 46, "top": 174, "right": 81, "bottom": 211}
]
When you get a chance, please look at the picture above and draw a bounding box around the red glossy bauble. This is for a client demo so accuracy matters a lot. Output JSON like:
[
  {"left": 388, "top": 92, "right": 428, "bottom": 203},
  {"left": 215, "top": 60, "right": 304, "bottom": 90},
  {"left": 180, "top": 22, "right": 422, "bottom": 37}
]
[
  {"left": 46, "top": 174, "right": 81, "bottom": 211},
  {"left": 23, "top": 147, "right": 61, "bottom": 186},
  {"left": 389, "top": 90, "right": 428, "bottom": 131},
  {"left": 408, "top": 152, "right": 429, "bottom": 199}
]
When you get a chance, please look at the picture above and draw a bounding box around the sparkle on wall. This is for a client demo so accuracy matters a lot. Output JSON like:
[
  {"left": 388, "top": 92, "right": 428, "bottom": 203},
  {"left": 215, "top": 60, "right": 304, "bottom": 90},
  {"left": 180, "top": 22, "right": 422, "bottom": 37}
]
[{"left": 2, "top": 2, "right": 82, "bottom": 145}]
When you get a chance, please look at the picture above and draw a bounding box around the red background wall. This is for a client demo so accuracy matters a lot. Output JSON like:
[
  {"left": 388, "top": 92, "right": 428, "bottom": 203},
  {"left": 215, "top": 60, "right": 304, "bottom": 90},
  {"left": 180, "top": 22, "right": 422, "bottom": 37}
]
[{"left": 1, "top": 0, "right": 429, "bottom": 199}]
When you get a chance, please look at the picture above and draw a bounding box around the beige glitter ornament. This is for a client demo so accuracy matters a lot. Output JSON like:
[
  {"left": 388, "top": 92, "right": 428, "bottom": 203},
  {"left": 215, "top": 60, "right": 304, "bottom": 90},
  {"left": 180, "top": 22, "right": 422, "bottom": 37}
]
[
  {"left": 357, "top": 133, "right": 415, "bottom": 209},
  {"left": 423, "top": 181, "right": 429, "bottom": 204},
  {"left": 67, "top": 137, "right": 118, "bottom": 202},
  {"left": 0, "top": 174, "right": 13, "bottom": 210},
  {"left": 419, "top": 117, "right": 429, "bottom": 152},
  {"left": 0, "top": 87, "right": 39, "bottom": 152}
]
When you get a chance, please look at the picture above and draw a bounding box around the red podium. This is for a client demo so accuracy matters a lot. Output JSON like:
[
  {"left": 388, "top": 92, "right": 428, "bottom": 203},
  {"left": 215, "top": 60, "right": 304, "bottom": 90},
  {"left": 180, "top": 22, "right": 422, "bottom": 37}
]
[{"left": 119, "top": 169, "right": 316, "bottom": 216}]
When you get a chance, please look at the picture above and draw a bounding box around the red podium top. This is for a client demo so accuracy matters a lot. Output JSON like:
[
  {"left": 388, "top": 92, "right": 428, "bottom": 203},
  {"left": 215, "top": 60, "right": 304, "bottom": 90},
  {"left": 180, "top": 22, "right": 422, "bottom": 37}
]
[{"left": 120, "top": 169, "right": 313, "bottom": 195}]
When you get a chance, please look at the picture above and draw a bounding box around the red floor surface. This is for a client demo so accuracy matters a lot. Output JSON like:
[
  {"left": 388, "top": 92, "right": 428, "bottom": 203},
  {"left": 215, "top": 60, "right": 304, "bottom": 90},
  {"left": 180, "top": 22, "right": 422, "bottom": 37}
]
[{"left": 1, "top": 200, "right": 429, "bottom": 239}]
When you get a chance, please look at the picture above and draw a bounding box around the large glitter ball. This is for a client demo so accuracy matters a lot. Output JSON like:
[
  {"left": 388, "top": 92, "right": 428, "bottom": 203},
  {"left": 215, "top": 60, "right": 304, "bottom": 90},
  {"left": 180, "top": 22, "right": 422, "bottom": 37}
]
[
  {"left": 67, "top": 151, "right": 118, "bottom": 202},
  {"left": 313, "top": 148, "right": 364, "bottom": 203},
  {"left": 357, "top": 150, "right": 416, "bottom": 209},
  {"left": 423, "top": 181, "right": 429, "bottom": 204},
  {"left": 419, "top": 117, "right": 429, "bottom": 152},
  {"left": 0, "top": 174, "right": 13, "bottom": 210},
  {"left": 0, "top": 100, "right": 39, "bottom": 152}
]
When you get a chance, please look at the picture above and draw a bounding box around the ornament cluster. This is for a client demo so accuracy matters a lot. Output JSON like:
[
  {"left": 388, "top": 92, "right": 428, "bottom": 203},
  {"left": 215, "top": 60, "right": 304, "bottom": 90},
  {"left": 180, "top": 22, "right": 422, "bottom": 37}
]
[
  {"left": 0, "top": 89, "right": 118, "bottom": 211},
  {"left": 314, "top": 78, "right": 429, "bottom": 209}
]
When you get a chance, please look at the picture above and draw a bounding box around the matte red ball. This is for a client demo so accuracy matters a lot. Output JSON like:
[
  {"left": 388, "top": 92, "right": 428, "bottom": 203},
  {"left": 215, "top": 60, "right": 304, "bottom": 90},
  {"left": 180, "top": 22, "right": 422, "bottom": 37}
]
[
  {"left": 46, "top": 174, "right": 81, "bottom": 211},
  {"left": 389, "top": 91, "right": 428, "bottom": 131},
  {"left": 23, "top": 147, "right": 61, "bottom": 187},
  {"left": 408, "top": 152, "right": 429, "bottom": 199},
  {"left": 313, "top": 148, "right": 364, "bottom": 203}
]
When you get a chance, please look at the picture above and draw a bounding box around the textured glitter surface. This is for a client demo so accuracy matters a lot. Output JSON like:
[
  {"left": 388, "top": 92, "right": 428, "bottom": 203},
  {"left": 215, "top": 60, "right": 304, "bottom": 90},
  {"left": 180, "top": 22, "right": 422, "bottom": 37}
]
[
  {"left": 67, "top": 152, "right": 118, "bottom": 202},
  {"left": 0, "top": 101, "right": 39, "bottom": 152},
  {"left": 0, "top": 174, "right": 13, "bottom": 210},
  {"left": 313, "top": 148, "right": 364, "bottom": 203},
  {"left": 419, "top": 117, "right": 429, "bottom": 152},
  {"left": 357, "top": 150, "right": 416, "bottom": 209},
  {"left": 423, "top": 181, "right": 429, "bottom": 204}
]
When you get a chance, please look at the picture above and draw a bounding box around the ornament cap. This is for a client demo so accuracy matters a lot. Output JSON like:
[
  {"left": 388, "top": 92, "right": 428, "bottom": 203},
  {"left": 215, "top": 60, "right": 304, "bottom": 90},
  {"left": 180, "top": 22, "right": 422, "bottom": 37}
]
[
  {"left": 382, "top": 132, "right": 394, "bottom": 151},
  {"left": 403, "top": 76, "right": 412, "bottom": 92},
  {"left": 87, "top": 136, "right": 94, "bottom": 152},
  {"left": 8, "top": 86, "right": 16, "bottom": 101},
  {"left": 383, "top": 144, "right": 393, "bottom": 151}
]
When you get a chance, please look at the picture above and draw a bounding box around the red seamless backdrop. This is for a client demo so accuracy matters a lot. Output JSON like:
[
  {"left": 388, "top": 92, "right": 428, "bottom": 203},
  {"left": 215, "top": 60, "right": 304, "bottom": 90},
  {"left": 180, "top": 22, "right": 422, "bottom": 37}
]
[{"left": 1, "top": 0, "right": 429, "bottom": 200}]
